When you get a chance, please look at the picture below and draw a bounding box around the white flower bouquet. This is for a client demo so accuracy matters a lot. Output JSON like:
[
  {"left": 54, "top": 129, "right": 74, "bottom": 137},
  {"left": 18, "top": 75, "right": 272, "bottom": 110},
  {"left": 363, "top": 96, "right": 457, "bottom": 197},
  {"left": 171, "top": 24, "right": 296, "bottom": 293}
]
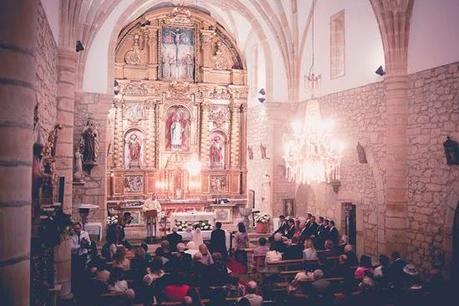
[
  {"left": 106, "top": 215, "right": 119, "bottom": 225},
  {"left": 175, "top": 220, "right": 213, "bottom": 231},
  {"left": 255, "top": 212, "right": 271, "bottom": 224}
]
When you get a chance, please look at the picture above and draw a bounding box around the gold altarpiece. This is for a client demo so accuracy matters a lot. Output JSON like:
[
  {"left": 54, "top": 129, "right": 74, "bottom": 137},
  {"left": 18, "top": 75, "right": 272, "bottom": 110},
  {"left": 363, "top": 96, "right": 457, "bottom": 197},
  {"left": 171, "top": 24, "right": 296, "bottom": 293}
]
[{"left": 107, "top": 6, "right": 248, "bottom": 226}]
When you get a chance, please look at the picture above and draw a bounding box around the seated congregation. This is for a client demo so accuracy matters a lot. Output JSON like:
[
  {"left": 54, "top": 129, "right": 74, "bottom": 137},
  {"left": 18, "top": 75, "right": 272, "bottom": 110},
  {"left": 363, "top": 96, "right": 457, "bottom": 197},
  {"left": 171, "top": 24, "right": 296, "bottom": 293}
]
[{"left": 70, "top": 214, "right": 448, "bottom": 306}]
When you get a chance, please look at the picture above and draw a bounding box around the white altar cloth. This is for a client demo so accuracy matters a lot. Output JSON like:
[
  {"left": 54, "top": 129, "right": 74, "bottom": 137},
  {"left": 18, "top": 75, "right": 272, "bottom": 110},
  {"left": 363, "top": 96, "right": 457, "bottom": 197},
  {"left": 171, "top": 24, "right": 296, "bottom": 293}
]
[{"left": 171, "top": 211, "right": 216, "bottom": 225}]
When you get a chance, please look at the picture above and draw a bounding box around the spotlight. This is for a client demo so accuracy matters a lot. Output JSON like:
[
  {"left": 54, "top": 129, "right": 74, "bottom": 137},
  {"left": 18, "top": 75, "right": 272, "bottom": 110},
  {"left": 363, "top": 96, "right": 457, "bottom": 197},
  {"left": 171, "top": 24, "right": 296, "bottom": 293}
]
[
  {"left": 375, "top": 65, "right": 385, "bottom": 76},
  {"left": 76, "top": 40, "right": 85, "bottom": 52},
  {"left": 257, "top": 88, "right": 266, "bottom": 103}
]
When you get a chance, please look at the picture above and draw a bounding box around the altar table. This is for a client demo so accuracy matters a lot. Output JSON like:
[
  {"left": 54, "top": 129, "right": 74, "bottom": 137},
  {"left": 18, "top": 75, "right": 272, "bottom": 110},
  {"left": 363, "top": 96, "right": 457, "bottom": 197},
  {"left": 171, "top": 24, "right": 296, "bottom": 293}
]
[{"left": 170, "top": 211, "right": 216, "bottom": 225}]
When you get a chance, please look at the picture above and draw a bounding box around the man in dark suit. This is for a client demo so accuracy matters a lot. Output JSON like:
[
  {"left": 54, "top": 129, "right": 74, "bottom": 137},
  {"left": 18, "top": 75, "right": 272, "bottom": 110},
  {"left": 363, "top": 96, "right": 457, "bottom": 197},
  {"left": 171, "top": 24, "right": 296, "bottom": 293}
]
[
  {"left": 306, "top": 216, "right": 319, "bottom": 238},
  {"left": 388, "top": 251, "right": 407, "bottom": 288},
  {"left": 167, "top": 242, "right": 192, "bottom": 273},
  {"left": 328, "top": 220, "right": 339, "bottom": 244},
  {"left": 210, "top": 222, "right": 227, "bottom": 257},
  {"left": 166, "top": 227, "right": 183, "bottom": 252},
  {"left": 274, "top": 215, "right": 288, "bottom": 236}
]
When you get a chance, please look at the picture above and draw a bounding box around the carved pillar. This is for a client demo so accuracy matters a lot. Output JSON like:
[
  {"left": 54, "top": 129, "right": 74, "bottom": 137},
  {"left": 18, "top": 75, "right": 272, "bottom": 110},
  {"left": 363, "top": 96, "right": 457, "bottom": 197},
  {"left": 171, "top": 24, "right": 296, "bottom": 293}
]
[
  {"left": 0, "top": 1, "right": 37, "bottom": 305},
  {"left": 200, "top": 30, "right": 215, "bottom": 68},
  {"left": 146, "top": 26, "right": 159, "bottom": 80},
  {"left": 154, "top": 101, "right": 160, "bottom": 168},
  {"left": 200, "top": 102, "right": 210, "bottom": 165},
  {"left": 112, "top": 98, "right": 124, "bottom": 168},
  {"left": 370, "top": 0, "right": 414, "bottom": 256},
  {"left": 145, "top": 100, "right": 157, "bottom": 168},
  {"left": 54, "top": 47, "right": 78, "bottom": 299},
  {"left": 240, "top": 103, "right": 247, "bottom": 170},
  {"left": 230, "top": 103, "right": 241, "bottom": 169}
]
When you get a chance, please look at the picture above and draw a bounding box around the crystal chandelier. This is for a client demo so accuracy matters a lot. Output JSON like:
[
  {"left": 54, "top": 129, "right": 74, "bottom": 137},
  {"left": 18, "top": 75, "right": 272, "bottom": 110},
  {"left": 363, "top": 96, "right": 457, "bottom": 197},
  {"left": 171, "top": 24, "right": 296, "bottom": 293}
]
[{"left": 282, "top": 99, "right": 343, "bottom": 186}]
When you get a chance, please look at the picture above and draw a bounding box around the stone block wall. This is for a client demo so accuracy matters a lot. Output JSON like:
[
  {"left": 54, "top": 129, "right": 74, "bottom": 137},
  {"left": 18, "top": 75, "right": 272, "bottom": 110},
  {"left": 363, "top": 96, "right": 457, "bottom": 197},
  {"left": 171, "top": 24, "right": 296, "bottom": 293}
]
[
  {"left": 35, "top": 3, "right": 57, "bottom": 138},
  {"left": 72, "top": 92, "right": 112, "bottom": 226},
  {"left": 406, "top": 62, "right": 459, "bottom": 272}
]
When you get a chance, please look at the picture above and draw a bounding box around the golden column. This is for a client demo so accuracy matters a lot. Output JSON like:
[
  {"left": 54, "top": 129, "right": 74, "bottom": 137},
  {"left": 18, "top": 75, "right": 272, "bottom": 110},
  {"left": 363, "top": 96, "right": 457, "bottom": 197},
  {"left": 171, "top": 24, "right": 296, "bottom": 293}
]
[
  {"left": 230, "top": 103, "right": 241, "bottom": 169},
  {"left": 112, "top": 98, "right": 125, "bottom": 168},
  {"left": 200, "top": 102, "right": 210, "bottom": 165}
]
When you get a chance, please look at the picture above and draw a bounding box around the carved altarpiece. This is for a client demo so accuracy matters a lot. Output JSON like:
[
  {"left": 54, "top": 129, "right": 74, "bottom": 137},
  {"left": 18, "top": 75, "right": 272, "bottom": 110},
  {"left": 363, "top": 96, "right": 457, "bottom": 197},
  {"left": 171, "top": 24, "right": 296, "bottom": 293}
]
[{"left": 108, "top": 6, "right": 248, "bottom": 224}]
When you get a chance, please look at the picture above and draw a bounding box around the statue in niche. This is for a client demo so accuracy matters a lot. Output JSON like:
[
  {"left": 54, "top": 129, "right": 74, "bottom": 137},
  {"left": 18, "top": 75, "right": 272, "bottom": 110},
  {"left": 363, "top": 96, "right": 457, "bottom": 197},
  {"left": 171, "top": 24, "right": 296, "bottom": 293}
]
[
  {"left": 260, "top": 143, "right": 269, "bottom": 159},
  {"left": 80, "top": 118, "right": 98, "bottom": 167},
  {"left": 73, "top": 148, "right": 84, "bottom": 182},
  {"left": 356, "top": 142, "right": 368, "bottom": 164},
  {"left": 209, "top": 133, "right": 224, "bottom": 168},
  {"left": 212, "top": 40, "right": 226, "bottom": 69},
  {"left": 124, "top": 130, "right": 143, "bottom": 168},
  {"left": 165, "top": 106, "right": 190, "bottom": 151},
  {"left": 248, "top": 146, "right": 254, "bottom": 160}
]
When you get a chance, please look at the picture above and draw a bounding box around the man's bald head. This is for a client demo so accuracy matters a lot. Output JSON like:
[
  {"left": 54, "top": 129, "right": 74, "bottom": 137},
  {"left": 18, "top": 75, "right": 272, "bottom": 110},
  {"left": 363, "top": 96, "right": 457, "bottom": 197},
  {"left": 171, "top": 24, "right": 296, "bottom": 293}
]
[{"left": 247, "top": 280, "right": 258, "bottom": 294}]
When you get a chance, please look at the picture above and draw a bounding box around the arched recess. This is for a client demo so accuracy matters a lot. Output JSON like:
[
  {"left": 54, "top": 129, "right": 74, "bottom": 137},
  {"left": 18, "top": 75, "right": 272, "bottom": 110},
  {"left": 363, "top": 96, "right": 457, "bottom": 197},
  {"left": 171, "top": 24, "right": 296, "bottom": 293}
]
[
  {"left": 444, "top": 181, "right": 459, "bottom": 279},
  {"left": 209, "top": 130, "right": 227, "bottom": 170}
]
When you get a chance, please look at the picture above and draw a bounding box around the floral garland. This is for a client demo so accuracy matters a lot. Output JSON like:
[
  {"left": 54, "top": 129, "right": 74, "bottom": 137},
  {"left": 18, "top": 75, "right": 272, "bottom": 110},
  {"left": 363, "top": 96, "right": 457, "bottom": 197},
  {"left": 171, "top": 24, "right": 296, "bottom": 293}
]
[
  {"left": 255, "top": 212, "right": 271, "bottom": 224},
  {"left": 175, "top": 220, "right": 213, "bottom": 231}
]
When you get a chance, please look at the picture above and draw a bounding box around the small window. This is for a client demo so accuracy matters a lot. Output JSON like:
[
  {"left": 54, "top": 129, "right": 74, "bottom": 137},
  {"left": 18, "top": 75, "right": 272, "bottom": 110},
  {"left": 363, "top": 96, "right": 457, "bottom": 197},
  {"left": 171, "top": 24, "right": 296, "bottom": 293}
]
[{"left": 330, "top": 10, "right": 345, "bottom": 79}]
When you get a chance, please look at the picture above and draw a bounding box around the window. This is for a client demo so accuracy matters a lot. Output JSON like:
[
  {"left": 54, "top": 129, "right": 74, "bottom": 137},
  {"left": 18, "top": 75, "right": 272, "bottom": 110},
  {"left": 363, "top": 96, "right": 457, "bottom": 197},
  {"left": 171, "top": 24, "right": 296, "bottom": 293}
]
[{"left": 330, "top": 10, "right": 345, "bottom": 79}]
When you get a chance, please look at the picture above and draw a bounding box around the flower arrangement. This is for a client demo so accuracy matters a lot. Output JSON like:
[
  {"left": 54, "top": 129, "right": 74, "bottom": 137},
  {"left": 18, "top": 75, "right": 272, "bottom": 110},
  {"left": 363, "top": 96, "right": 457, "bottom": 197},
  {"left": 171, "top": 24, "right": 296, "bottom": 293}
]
[
  {"left": 255, "top": 212, "right": 271, "bottom": 224},
  {"left": 106, "top": 215, "right": 119, "bottom": 225},
  {"left": 175, "top": 220, "right": 213, "bottom": 231}
]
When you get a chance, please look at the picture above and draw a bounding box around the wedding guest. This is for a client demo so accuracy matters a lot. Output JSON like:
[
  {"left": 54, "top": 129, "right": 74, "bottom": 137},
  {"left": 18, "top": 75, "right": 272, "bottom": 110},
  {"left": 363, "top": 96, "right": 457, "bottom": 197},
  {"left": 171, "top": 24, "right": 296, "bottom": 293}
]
[
  {"left": 303, "top": 238, "right": 318, "bottom": 261},
  {"left": 328, "top": 220, "right": 339, "bottom": 244},
  {"left": 112, "top": 246, "right": 130, "bottom": 271},
  {"left": 198, "top": 244, "right": 214, "bottom": 266},
  {"left": 107, "top": 268, "right": 135, "bottom": 300},
  {"left": 354, "top": 255, "right": 374, "bottom": 280},
  {"left": 273, "top": 215, "right": 287, "bottom": 236},
  {"left": 343, "top": 244, "right": 359, "bottom": 266},
  {"left": 234, "top": 222, "right": 249, "bottom": 265},
  {"left": 166, "top": 227, "right": 183, "bottom": 252},
  {"left": 253, "top": 237, "right": 269, "bottom": 257},
  {"left": 285, "top": 218, "right": 296, "bottom": 239},
  {"left": 210, "top": 222, "right": 227, "bottom": 257},
  {"left": 270, "top": 232, "right": 286, "bottom": 253},
  {"left": 242, "top": 280, "right": 263, "bottom": 306}
]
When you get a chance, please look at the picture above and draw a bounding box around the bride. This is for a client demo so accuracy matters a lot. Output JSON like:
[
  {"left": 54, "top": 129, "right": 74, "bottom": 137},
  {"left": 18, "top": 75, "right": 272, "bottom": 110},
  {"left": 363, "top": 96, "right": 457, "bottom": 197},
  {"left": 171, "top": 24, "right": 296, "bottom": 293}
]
[{"left": 191, "top": 226, "right": 204, "bottom": 247}]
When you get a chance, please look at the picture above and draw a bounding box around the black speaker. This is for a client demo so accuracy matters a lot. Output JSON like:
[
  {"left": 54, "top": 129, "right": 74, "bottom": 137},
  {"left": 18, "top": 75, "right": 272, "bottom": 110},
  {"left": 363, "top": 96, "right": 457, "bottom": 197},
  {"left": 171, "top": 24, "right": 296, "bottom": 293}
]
[
  {"left": 76, "top": 40, "right": 85, "bottom": 52},
  {"left": 375, "top": 65, "right": 385, "bottom": 76}
]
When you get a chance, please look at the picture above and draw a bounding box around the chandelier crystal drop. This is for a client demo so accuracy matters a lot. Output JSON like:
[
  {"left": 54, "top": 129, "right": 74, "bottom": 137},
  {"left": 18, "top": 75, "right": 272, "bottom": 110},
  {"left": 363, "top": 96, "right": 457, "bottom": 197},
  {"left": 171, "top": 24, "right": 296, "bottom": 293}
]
[{"left": 282, "top": 99, "right": 344, "bottom": 185}]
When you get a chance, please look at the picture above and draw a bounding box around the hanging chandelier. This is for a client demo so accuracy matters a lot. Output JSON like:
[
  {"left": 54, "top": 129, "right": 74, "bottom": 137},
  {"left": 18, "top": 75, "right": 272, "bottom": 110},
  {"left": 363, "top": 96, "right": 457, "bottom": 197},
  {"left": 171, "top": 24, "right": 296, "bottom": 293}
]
[{"left": 282, "top": 99, "right": 344, "bottom": 186}]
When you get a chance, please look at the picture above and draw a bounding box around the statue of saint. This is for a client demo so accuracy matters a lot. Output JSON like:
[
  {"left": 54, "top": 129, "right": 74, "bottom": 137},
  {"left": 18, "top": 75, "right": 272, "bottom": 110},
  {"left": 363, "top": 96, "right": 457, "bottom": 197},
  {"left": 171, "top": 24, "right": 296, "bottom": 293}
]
[
  {"left": 80, "top": 119, "right": 98, "bottom": 164},
  {"left": 210, "top": 136, "right": 223, "bottom": 165},
  {"left": 74, "top": 148, "right": 84, "bottom": 181},
  {"left": 171, "top": 114, "right": 183, "bottom": 149},
  {"left": 128, "top": 133, "right": 141, "bottom": 165}
]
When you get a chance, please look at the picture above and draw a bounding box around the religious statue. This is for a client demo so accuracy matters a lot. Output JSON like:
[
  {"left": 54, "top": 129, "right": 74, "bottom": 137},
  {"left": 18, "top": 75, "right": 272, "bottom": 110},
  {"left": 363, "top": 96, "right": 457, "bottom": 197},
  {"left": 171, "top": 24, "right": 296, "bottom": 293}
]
[
  {"left": 128, "top": 133, "right": 141, "bottom": 167},
  {"left": 248, "top": 146, "right": 254, "bottom": 160},
  {"left": 124, "top": 34, "right": 142, "bottom": 65},
  {"left": 73, "top": 148, "right": 84, "bottom": 182},
  {"left": 185, "top": 53, "right": 194, "bottom": 79},
  {"left": 80, "top": 119, "right": 99, "bottom": 166},
  {"left": 356, "top": 142, "right": 368, "bottom": 164},
  {"left": 210, "top": 135, "right": 223, "bottom": 167},
  {"left": 171, "top": 114, "right": 183, "bottom": 149}
]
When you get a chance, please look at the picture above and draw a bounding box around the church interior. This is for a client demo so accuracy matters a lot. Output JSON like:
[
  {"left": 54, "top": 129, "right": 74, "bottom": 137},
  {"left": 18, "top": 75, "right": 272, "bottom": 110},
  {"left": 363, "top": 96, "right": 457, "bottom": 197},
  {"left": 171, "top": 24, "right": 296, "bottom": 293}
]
[{"left": 1, "top": 0, "right": 459, "bottom": 305}]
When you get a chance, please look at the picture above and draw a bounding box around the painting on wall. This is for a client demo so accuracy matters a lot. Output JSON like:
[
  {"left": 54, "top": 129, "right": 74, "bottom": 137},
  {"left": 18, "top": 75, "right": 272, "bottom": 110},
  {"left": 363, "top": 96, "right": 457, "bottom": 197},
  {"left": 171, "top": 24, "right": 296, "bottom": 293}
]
[
  {"left": 161, "top": 27, "right": 195, "bottom": 81},
  {"left": 124, "top": 129, "right": 144, "bottom": 168},
  {"left": 210, "top": 175, "right": 227, "bottom": 193},
  {"left": 165, "top": 106, "right": 191, "bottom": 151},
  {"left": 209, "top": 131, "right": 225, "bottom": 169},
  {"left": 283, "top": 198, "right": 295, "bottom": 217},
  {"left": 124, "top": 174, "right": 144, "bottom": 193},
  {"left": 214, "top": 207, "right": 232, "bottom": 223}
]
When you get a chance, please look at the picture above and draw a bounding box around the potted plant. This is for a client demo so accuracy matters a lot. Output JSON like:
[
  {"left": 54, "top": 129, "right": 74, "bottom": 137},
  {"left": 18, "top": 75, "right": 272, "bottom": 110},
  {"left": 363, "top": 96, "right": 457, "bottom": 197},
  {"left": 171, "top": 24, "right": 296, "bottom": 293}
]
[{"left": 255, "top": 212, "right": 271, "bottom": 233}]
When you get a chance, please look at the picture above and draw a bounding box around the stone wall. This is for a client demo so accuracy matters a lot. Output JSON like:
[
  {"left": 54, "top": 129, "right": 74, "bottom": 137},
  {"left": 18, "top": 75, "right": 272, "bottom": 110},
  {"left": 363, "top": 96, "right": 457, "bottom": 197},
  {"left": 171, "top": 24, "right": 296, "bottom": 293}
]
[
  {"left": 406, "top": 61, "right": 459, "bottom": 272},
  {"left": 72, "top": 92, "right": 112, "bottom": 226},
  {"left": 35, "top": 2, "right": 57, "bottom": 138}
]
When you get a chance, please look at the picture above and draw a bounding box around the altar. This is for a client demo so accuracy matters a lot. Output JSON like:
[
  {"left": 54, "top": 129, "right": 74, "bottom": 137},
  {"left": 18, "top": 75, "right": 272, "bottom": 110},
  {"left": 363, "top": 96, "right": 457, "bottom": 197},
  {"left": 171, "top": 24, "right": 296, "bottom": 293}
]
[{"left": 171, "top": 211, "right": 216, "bottom": 226}]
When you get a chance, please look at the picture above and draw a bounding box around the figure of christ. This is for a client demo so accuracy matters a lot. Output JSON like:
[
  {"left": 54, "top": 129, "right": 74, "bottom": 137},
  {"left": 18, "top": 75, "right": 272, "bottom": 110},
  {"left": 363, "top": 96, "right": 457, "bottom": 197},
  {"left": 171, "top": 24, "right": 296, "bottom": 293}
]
[
  {"left": 170, "top": 114, "right": 183, "bottom": 149},
  {"left": 171, "top": 29, "right": 186, "bottom": 78},
  {"left": 128, "top": 133, "right": 141, "bottom": 166}
]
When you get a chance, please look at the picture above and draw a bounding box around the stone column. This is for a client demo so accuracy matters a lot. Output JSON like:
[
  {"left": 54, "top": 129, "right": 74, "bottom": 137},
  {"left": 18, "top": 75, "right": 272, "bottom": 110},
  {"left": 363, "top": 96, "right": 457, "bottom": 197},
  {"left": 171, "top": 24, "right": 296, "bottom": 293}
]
[
  {"left": 112, "top": 98, "right": 124, "bottom": 168},
  {"left": 200, "top": 102, "right": 210, "bottom": 165},
  {"left": 230, "top": 104, "right": 241, "bottom": 169},
  {"left": 146, "top": 26, "right": 159, "bottom": 80},
  {"left": 54, "top": 47, "right": 77, "bottom": 298},
  {"left": 0, "top": 1, "right": 37, "bottom": 305},
  {"left": 370, "top": 0, "right": 414, "bottom": 255}
]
